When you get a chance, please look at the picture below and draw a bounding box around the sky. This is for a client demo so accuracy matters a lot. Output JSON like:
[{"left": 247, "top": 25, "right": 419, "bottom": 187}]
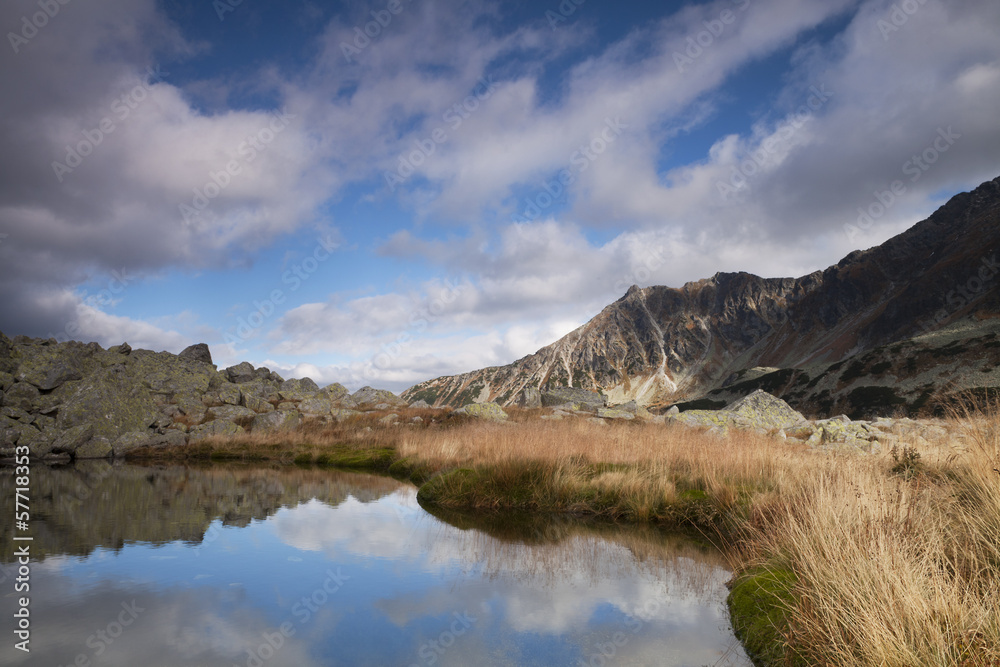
[{"left": 0, "top": 0, "right": 998, "bottom": 393}]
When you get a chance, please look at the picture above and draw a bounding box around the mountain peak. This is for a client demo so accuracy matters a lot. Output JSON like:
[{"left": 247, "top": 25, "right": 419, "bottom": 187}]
[{"left": 403, "top": 175, "right": 1000, "bottom": 411}]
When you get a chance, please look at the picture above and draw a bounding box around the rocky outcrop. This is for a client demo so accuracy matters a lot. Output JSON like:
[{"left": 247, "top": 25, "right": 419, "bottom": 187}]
[
  {"left": 540, "top": 387, "right": 607, "bottom": 412},
  {"left": 0, "top": 336, "right": 413, "bottom": 460},
  {"left": 454, "top": 402, "right": 509, "bottom": 421},
  {"left": 403, "top": 175, "right": 1000, "bottom": 414}
]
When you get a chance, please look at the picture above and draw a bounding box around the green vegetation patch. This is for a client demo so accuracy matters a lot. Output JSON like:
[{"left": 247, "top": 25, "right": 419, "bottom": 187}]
[
  {"left": 846, "top": 386, "right": 906, "bottom": 419},
  {"left": 839, "top": 359, "right": 868, "bottom": 383},
  {"left": 727, "top": 567, "right": 799, "bottom": 667},
  {"left": 388, "top": 457, "right": 436, "bottom": 485},
  {"left": 315, "top": 447, "right": 397, "bottom": 471}
]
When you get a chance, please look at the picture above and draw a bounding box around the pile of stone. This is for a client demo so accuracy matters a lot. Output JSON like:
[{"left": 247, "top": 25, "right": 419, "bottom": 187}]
[
  {"left": 0, "top": 334, "right": 411, "bottom": 460},
  {"left": 668, "top": 389, "right": 948, "bottom": 452},
  {"left": 510, "top": 386, "right": 945, "bottom": 451}
]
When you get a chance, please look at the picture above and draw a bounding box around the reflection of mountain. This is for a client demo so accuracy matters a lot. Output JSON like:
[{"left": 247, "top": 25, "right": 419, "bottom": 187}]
[{"left": 0, "top": 463, "right": 407, "bottom": 562}]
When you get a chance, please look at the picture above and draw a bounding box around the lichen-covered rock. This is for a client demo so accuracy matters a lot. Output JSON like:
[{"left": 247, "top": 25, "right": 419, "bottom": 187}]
[
  {"left": 279, "top": 377, "right": 321, "bottom": 401},
  {"left": 173, "top": 397, "right": 207, "bottom": 425},
  {"left": 784, "top": 423, "right": 817, "bottom": 440},
  {"left": 811, "top": 419, "right": 877, "bottom": 451},
  {"left": 254, "top": 367, "right": 283, "bottom": 383},
  {"left": 2, "top": 406, "right": 30, "bottom": 422},
  {"left": 0, "top": 371, "right": 13, "bottom": 391},
  {"left": 330, "top": 408, "right": 361, "bottom": 422},
  {"left": 0, "top": 331, "right": 14, "bottom": 374},
  {"left": 298, "top": 398, "right": 332, "bottom": 416},
  {"left": 540, "top": 387, "right": 606, "bottom": 412},
  {"left": 113, "top": 430, "right": 161, "bottom": 455},
  {"left": 188, "top": 419, "right": 244, "bottom": 442},
  {"left": 56, "top": 365, "right": 160, "bottom": 441},
  {"left": 5, "top": 420, "right": 52, "bottom": 456},
  {"left": 12, "top": 340, "right": 95, "bottom": 391},
  {"left": 4, "top": 382, "right": 40, "bottom": 411},
  {"left": 76, "top": 437, "right": 113, "bottom": 459},
  {"left": 225, "top": 361, "right": 256, "bottom": 383},
  {"left": 408, "top": 399, "right": 431, "bottom": 410},
  {"left": 241, "top": 380, "right": 279, "bottom": 402},
  {"left": 242, "top": 394, "right": 275, "bottom": 414},
  {"left": 379, "top": 413, "right": 399, "bottom": 425},
  {"left": 518, "top": 387, "right": 542, "bottom": 409},
  {"left": 212, "top": 382, "right": 242, "bottom": 406},
  {"left": 128, "top": 350, "right": 215, "bottom": 398},
  {"left": 321, "top": 383, "right": 349, "bottom": 403},
  {"left": 724, "top": 390, "right": 806, "bottom": 431},
  {"left": 673, "top": 409, "right": 735, "bottom": 429},
  {"left": 178, "top": 343, "right": 213, "bottom": 365},
  {"left": 113, "top": 429, "right": 187, "bottom": 456},
  {"left": 351, "top": 386, "right": 407, "bottom": 407},
  {"left": 251, "top": 410, "right": 301, "bottom": 433},
  {"left": 209, "top": 405, "right": 257, "bottom": 423},
  {"left": 51, "top": 424, "right": 95, "bottom": 454},
  {"left": 454, "top": 402, "right": 508, "bottom": 421},
  {"left": 596, "top": 407, "right": 635, "bottom": 420}
]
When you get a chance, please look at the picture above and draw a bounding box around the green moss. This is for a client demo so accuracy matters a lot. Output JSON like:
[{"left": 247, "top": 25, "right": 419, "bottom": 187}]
[
  {"left": 846, "top": 386, "right": 906, "bottom": 419},
  {"left": 315, "top": 447, "right": 397, "bottom": 471},
  {"left": 839, "top": 359, "right": 867, "bottom": 383},
  {"left": 869, "top": 361, "right": 892, "bottom": 375},
  {"left": 388, "top": 457, "right": 436, "bottom": 485},
  {"left": 727, "top": 567, "right": 799, "bottom": 666}
]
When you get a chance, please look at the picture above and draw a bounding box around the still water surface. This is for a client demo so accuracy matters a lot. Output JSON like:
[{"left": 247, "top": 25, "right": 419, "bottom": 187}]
[{"left": 1, "top": 463, "right": 750, "bottom": 666}]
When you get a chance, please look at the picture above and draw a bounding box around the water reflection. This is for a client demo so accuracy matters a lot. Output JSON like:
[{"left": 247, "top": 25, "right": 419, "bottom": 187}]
[{"left": 0, "top": 464, "right": 749, "bottom": 666}]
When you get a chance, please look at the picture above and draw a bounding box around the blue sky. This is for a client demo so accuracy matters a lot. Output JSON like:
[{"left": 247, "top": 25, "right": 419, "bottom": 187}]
[{"left": 1, "top": 0, "right": 998, "bottom": 392}]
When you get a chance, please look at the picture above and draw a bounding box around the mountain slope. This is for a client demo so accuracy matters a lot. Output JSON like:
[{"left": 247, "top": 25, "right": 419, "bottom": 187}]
[{"left": 403, "top": 175, "right": 1000, "bottom": 411}]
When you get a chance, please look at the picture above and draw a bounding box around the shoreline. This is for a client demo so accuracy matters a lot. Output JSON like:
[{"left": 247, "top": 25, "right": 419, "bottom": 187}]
[{"left": 121, "top": 407, "right": 1000, "bottom": 666}]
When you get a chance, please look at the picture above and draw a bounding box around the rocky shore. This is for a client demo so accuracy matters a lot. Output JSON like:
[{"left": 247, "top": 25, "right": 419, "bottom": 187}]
[
  {"left": 1, "top": 332, "right": 956, "bottom": 461},
  {"left": 0, "top": 333, "right": 410, "bottom": 460}
]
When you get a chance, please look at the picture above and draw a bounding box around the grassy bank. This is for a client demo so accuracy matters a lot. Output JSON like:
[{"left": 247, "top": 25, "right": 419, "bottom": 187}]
[{"left": 130, "top": 404, "right": 1000, "bottom": 666}]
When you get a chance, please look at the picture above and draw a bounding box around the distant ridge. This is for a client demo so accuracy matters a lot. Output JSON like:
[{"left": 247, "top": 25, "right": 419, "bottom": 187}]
[{"left": 403, "top": 175, "right": 1000, "bottom": 416}]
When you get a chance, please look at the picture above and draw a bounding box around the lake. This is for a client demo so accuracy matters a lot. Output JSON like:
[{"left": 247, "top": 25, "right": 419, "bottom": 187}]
[{"left": 0, "top": 463, "right": 750, "bottom": 666}]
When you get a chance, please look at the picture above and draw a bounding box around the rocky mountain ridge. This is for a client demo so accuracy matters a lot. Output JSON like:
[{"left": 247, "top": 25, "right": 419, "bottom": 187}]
[{"left": 403, "top": 175, "right": 1000, "bottom": 414}]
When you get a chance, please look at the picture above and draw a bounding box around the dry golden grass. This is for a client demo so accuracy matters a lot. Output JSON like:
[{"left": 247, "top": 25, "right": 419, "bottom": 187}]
[{"left": 399, "top": 407, "right": 1000, "bottom": 665}]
